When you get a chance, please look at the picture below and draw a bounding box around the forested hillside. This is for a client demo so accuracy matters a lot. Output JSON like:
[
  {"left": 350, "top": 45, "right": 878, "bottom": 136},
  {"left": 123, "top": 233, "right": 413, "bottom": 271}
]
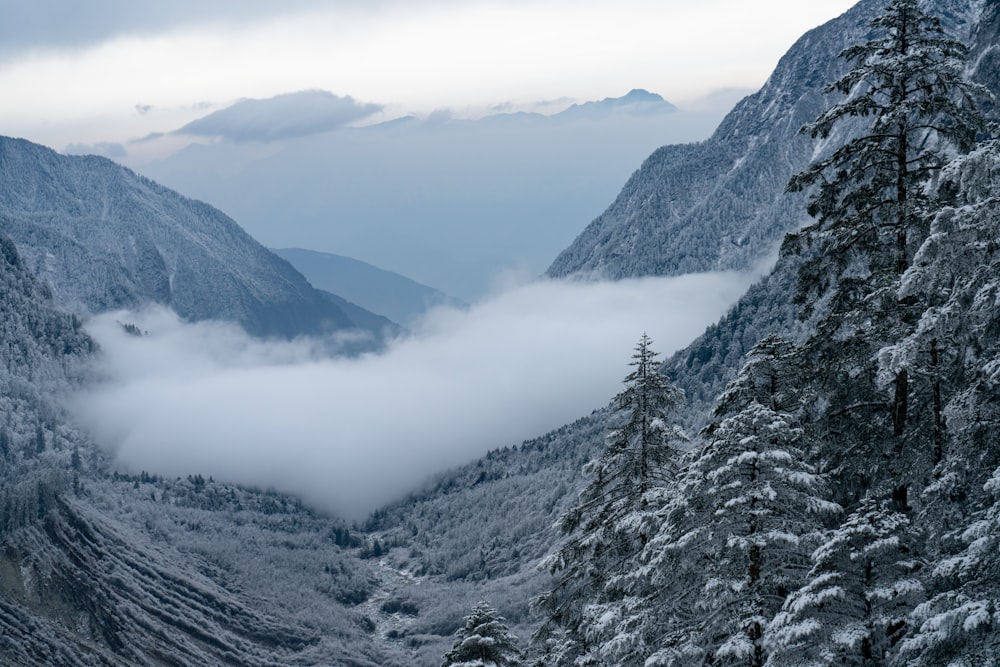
[
  {"left": 0, "top": 137, "right": 386, "bottom": 340},
  {"left": 3, "top": 0, "right": 1000, "bottom": 665},
  {"left": 547, "top": 0, "right": 983, "bottom": 282},
  {"left": 0, "top": 232, "right": 418, "bottom": 665},
  {"left": 531, "top": 1, "right": 1000, "bottom": 664}
]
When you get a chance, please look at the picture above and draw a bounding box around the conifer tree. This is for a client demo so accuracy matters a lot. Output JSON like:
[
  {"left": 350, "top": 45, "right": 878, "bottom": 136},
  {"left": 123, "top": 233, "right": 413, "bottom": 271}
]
[
  {"left": 583, "top": 338, "right": 837, "bottom": 667},
  {"left": 785, "top": 0, "right": 988, "bottom": 507},
  {"left": 787, "top": 0, "right": 985, "bottom": 280},
  {"left": 888, "top": 140, "right": 1000, "bottom": 667},
  {"left": 675, "top": 339, "right": 837, "bottom": 667},
  {"left": 902, "top": 468, "right": 1000, "bottom": 666},
  {"left": 766, "top": 498, "right": 924, "bottom": 666},
  {"left": 532, "top": 334, "right": 683, "bottom": 665},
  {"left": 442, "top": 601, "right": 523, "bottom": 667}
]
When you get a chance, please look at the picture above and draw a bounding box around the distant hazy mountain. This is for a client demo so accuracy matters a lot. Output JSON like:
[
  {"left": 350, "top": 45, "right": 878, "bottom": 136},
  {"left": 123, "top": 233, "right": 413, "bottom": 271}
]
[
  {"left": 136, "top": 90, "right": 722, "bottom": 300},
  {"left": 0, "top": 136, "right": 388, "bottom": 340},
  {"left": 552, "top": 88, "right": 677, "bottom": 120},
  {"left": 274, "top": 247, "right": 465, "bottom": 328}
]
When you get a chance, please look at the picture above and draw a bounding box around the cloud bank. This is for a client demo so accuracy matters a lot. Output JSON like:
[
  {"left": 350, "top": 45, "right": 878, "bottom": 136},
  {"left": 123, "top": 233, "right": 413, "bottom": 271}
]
[
  {"left": 73, "top": 272, "right": 754, "bottom": 519},
  {"left": 175, "top": 90, "right": 383, "bottom": 142},
  {"left": 0, "top": 0, "right": 335, "bottom": 58}
]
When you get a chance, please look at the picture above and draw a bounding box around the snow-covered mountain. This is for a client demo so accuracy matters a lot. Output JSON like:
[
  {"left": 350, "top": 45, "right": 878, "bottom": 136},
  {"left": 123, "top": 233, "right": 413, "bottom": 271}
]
[
  {"left": 0, "top": 136, "right": 389, "bottom": 340},
  {"left": 273, "top": 247, "right": 465, "bottom": 328},
  {"left": 547, "top": 0, "right": 982, "bottom": 281}
]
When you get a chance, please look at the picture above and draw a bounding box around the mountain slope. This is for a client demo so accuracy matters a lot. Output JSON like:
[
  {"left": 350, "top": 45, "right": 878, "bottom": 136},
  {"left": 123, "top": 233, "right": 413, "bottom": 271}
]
[
  {"left": 273, "top": 248, "right": 464, "bottom": 327},
  {"left": 0, "top": 136, "right": 374, "bottom": 339},
  {"left": 0, "top": 232, "right": 411, "bottom": 666},
  {"left": 547, "top": 0, "right": 982, "bottom": 281}
]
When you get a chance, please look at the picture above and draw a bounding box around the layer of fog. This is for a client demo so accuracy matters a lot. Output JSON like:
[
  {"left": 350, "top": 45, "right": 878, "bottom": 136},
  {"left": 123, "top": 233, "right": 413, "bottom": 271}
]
[
  {"left": 73, "top": 271, "right": 756, "bottom": 519},
  {"left": 137, "top": 102, "right": 727, "bottom": 300}
]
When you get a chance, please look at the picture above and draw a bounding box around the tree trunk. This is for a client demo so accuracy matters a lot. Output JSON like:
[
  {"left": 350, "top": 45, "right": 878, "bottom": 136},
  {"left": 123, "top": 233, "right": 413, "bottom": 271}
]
[{"left": 893, "top": 369, "right": 908, "bottom": 437}]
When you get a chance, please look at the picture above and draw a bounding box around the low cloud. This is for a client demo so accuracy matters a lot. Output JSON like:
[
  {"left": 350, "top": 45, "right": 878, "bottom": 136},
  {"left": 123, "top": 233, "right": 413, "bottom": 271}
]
[
  {"left": 72, "top": 272, "right": 753, "bottom": 519},
  {"left": 175, "top": 90, "right": 383, "bottom": 142},
  {"left": 63, "top": 141, "right": 128, "bottom": 159}
]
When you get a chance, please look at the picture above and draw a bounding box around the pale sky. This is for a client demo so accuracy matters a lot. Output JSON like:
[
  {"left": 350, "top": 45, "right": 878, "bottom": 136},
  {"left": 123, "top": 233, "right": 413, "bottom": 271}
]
[{"left": 0, "top": 0, "right": 859, "bottom": 151}]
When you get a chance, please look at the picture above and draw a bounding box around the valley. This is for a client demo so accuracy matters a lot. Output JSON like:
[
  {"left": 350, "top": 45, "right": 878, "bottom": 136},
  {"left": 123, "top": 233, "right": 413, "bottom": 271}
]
[{"left": 1, "top": 0, "right": 999, "bottom": 665}]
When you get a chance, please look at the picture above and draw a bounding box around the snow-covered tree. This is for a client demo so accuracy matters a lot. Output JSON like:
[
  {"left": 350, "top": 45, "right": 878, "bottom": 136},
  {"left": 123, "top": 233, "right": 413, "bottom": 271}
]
[
  {"left": 902, "top": 468, "right": 1000, "bottom": 666},
  {"left": 442, "top": 601, "right": 523, "bottom": 667},
  {"left": 580, "top": 337, "right": 837, "bottom": 667},
  {"left": 532, "top": 334, "right": 683, "bottom": 665},
  {"left": 605, "top": 332, "right": 686, "bottom": 506},
  {"left": 787, "top": 0, "right": 986, "bottom": 279},
  {"left": 879, "top": 140, "right": 1000, "bottom": 666},
  {"left": 767, "top": 498, "right": 924, "bottom": 666},
  {"left": 784, "top": 0, "right": 988, "bottom": 510},
  {"left": 672, "top": 338, "right": 838, "bottom": 667}
]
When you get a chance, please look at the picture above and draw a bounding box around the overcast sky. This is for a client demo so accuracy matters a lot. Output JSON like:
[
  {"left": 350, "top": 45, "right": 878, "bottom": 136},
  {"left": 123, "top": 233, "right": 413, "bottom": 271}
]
[{"left": 0, "top": 0, "right": 857, "bottom": 150}]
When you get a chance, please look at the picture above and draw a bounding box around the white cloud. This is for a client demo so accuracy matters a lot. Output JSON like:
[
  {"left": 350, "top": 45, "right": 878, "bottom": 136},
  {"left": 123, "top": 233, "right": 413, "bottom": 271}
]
[
  {"left": 176, "top": 90, "right": 383, "bottom": 141},
  {"left": 0, "top": 0, "right": 857, "bottom": 149},
  {"left": 72, "top": 272, "right": 754, "bottom": 519}
]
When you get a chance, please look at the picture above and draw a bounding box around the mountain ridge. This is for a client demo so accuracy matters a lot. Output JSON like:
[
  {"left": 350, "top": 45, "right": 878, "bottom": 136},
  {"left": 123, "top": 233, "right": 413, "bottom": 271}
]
[
  {"left": 0, "top": 136, "right": 388, "bottom": 341},
  {"left": 546, "top": 0, "right": 981, "bottom": 281},
  {"left": 273, "top": 247, "right": 464, "bottom": 328}
]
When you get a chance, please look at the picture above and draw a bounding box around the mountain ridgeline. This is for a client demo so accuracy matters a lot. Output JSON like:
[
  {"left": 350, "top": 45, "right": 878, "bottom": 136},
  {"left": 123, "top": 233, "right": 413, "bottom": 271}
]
[
  {"left": 0, "top": 136, "right": 390, "bottom": 340},
  {"left": 273, "top": 247, "right": 465, "bottom": 328}
]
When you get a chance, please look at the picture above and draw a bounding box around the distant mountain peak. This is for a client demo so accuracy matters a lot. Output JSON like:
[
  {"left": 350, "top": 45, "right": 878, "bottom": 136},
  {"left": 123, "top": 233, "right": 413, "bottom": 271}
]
[
  {"left": 621, "top": 88, "right": 667, "bottom": 103},
  {"left": 554, "top": 89, "right": 678, "bottom": 120}
]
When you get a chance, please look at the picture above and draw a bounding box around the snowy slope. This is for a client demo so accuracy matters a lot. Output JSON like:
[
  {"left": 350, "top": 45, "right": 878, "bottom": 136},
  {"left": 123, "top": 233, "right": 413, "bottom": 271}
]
[
  {"left": 0, "top": 232, "right": 414, "bottom": 666},
  {"left": 0, "top": 136, "right": 380, "bottom": 339},
  {"left": 547, "top": 0, "right": 983, "bottom": 281}
]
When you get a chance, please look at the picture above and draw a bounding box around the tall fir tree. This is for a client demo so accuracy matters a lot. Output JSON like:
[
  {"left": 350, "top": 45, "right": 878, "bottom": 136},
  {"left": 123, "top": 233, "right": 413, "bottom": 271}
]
[
  {"left": 889, "top": 140, "right": 1000, "bottom": 667},
  {"left": 784, "top": 0, "right": 988, "bottom": 508},
  {"left": 903, "top": 468, "right": 1000, "bottom": 666},
  {"left": 532, "top": 334, "right": 683, "bottom": 666},
  {"left": 766, "top": 498, "right": 924, "bottom": 666},
  {"left": 582, "top": 338, "right": 838, "bottom": 666},
  {"left": 787, "top": 0, "right": 986, "bottom": 280},
  {"left": 673, "top": 338, "right": 838, "bottom": 667}
]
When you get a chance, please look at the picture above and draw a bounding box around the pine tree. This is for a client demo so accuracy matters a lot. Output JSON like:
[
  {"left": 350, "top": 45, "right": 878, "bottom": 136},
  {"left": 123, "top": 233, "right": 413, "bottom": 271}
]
[
  {"left": 784, "top": 0, "right": 988, "bottom": 509},
  {"left": 767, "top": 498, "right": 924, "bottom": 666},
  {"left": 902, "top": 468, "right": 1000, "bottom": 666},
  {"left": 675, "top": 339, "right": 837, "bottom": 667},
  {"left": 442, "top": 601, "right": 523, "bottom": 667},
  {"left": 532, "top": 334, "right": 683, "bottom": 665},
  {"left": 787, "top": 0, "right": 986, "bottom": 280},
  {"left": 584, "top": 338, "right": 837, "bottom": 667},
  {"left": 888, "top": 140, "right": 1000, "bottom": 667}
]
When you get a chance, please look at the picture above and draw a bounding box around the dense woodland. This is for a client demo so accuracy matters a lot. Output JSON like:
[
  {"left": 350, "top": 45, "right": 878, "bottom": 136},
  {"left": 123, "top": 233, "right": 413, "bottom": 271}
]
[{"left": 524, "top": 1, "right": 1000, "bottom": 665}]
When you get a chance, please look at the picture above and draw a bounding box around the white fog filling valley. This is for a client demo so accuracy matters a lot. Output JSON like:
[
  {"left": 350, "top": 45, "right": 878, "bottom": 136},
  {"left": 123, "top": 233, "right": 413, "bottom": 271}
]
[{"left": 72, "top": 272, "right": 755, "bottom": 519}]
